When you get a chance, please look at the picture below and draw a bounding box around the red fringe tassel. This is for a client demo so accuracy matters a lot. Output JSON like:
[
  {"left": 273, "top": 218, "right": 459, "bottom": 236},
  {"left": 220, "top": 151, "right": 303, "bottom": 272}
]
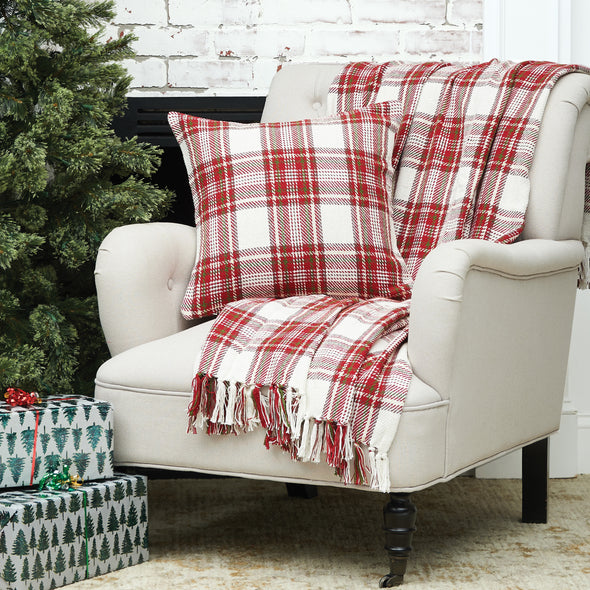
[{"left": 188, "top": 374, "right": 369, "bottom": 486}]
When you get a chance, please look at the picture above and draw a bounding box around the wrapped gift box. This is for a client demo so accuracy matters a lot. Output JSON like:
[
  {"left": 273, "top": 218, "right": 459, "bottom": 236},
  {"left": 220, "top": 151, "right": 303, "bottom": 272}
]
[
  {"left": 0, "top": 396, "right": 114, "bottom": 489},
  {"left": 0, "top": 474, "right": 149, "bottom": 589}
]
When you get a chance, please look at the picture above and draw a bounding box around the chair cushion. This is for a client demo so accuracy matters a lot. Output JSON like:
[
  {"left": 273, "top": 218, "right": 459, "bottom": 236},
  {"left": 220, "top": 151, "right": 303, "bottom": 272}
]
[
  {"left": 168, "top": 102, "right": 412, "bottom": 319},
  {"left": 95, "top": 321, "right": 442, "bottom": 408},
  {"left": 94, "top": 320, "right": 448, "bottom": 489}
]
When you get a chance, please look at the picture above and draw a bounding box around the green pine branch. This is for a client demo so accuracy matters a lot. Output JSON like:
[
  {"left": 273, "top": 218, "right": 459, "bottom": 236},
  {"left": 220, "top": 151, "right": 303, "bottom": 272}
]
[{"left": 0, "top": 0, "right": 172, "bottom": 394}]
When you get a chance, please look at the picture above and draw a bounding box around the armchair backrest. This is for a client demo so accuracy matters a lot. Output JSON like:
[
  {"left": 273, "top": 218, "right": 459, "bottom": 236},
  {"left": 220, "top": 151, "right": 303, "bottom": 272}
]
[{"left": 262, "top": 63, "right": 590, "bottom": 243}]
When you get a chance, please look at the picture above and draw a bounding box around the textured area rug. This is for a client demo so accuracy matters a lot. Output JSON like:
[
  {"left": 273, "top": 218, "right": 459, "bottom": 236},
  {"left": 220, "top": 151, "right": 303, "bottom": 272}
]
[{"left": 67, "top": 474, "right": 590, "bottom": 589}]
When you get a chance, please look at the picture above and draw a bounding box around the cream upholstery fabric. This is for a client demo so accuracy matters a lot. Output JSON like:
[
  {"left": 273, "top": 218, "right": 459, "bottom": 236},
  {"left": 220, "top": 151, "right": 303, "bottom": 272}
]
[{"left": 94, "top": 64, "right": 590, "bottom": 493}]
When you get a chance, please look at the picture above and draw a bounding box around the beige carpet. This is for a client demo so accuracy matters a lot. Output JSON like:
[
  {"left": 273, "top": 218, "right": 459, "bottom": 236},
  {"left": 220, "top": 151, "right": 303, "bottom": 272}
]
[{"left": 66, "top": 474, "right": 590, "bottom": 589}]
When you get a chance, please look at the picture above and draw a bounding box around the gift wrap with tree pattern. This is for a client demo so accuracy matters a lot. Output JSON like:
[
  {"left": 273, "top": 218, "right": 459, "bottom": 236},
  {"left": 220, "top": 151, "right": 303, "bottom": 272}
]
[
  {"left": 0, "top": 474, "right": 148, "bottom": 589},
  {"left": 0, "top": 397, "right": 114, "bottom": 489}
]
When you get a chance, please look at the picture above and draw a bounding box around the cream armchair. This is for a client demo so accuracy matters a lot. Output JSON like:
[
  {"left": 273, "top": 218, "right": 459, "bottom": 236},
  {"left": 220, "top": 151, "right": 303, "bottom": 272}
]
[{"left": 95, "top": 64, "right": 590, "bottom": 586}]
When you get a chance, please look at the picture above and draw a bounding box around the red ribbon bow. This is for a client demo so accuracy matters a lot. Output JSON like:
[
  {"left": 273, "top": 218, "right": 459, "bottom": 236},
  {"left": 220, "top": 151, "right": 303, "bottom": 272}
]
[{"left": 4, "top": 387, "right": 39, "bottom": 408}]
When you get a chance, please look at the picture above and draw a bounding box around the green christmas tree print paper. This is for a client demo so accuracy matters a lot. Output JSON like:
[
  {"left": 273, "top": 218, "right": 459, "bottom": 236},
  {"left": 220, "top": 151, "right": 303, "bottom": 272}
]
[
  {"left": 0, "top": 396, "right": 114, "bottom": 489},
  {"left": 0, "top": 474, "right": 148, "bottom": 590}
]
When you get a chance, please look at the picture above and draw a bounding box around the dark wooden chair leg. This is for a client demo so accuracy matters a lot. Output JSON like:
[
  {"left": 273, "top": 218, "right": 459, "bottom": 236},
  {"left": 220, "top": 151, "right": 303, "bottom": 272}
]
[
  {"left": 522, "top": 437, "right": 549, "bottom": 523},
  {"left": 379, "top": 493, "right": 417, "bottom": 587},
  {"left": 285, "top": 482, "right": 318, "bottom": 499}
]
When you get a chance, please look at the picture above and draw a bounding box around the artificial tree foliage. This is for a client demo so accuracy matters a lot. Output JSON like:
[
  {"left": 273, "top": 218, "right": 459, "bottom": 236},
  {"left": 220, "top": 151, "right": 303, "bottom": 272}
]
[{"left": 0, "top": 0, "right": 171, "bottom": 395}]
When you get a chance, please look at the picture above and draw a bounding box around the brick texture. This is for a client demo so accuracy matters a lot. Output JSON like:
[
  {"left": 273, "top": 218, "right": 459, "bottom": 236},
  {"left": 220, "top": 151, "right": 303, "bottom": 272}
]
[{"left": 110, "top": 0, "right": 483, "bottom": 96}]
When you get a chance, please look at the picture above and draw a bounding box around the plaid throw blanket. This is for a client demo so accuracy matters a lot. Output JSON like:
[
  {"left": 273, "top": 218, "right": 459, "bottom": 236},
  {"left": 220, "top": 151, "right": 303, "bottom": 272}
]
[
  {"left": 189, "top": 60, "right": 584, "bottom": 491},
  {"left": 328, "top": 59, "right": 585, "bottom": 278},
  {"left": 190, "top": 295, "right": 411, "bottom": 490}
]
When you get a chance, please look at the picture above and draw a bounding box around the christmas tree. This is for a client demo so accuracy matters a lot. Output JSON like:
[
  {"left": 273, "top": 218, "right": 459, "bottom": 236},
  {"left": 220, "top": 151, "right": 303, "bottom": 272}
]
[{"left": 0, "top": 0, "right": 171, "bottom": 395}]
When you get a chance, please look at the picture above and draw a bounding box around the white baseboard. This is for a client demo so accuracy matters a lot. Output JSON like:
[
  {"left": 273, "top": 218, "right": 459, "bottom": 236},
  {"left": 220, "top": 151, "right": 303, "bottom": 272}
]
[
  {"left": 476, "top": 412, "right": 579, "bottom": 479},
  {"left": 578, "top": 413, "right": 590, "bottom": 474},
  {"left": 475, "top": 446, "right": 522, "bottom": 479}
]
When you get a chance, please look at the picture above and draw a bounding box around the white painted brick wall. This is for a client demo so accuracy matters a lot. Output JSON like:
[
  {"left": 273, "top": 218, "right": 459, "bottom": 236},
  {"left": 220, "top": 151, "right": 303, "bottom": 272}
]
[{"left": 110, "top": 0, "right": 483, "bottom": 96}]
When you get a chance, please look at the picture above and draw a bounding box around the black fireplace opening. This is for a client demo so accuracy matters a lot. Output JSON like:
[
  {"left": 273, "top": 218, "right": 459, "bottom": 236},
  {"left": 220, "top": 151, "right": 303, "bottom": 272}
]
[{"left": 113, "top": 96, "right": 267, "bottom": 226}]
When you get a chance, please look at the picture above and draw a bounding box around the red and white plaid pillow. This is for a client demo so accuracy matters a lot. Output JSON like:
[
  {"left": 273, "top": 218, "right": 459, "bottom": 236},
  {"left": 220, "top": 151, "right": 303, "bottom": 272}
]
[{"left": 169, "top": 102, "right": 411, "bottom": 319}]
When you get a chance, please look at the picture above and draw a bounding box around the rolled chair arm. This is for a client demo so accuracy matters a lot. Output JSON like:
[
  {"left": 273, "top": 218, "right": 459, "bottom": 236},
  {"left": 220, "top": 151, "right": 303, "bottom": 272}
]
[
  {"left": 94, "top": 222, "right": 198, "bottom": 356},
  {"left": 408, "top": 238, "right": 584, "bottom": 474},
  {"left": 408, "top": 238, "right": 584, "bottom": 399}
]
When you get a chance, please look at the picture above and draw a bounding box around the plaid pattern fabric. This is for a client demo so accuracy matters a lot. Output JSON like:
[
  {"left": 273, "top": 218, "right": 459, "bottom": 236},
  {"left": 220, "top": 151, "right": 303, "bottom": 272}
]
[
  {"left": 302, "top": 297, "right": 411, "bottom": 488},
  {"left": 189, "top": 295, "right": 355, "bottom": 438},
  {"left": 169, "top": 101, "right": 411, "bottom": 319},
  {"left": 189, "top": 295, "right": 410, "bottom": 490},
  {"left": 580, "top": 163, "right": 590, "bottom": 287},
  {"left": 327, "top": 61, "right": 448, "bottom": 115},
  {"left": 326, "top": 61, "right": 393, "bottom": 112},
  {"left": 189, "top": 60, "right": 585, "bottom": 491},
  {"left": 328, "top": 59, "right": 582, "bottom": 279}
]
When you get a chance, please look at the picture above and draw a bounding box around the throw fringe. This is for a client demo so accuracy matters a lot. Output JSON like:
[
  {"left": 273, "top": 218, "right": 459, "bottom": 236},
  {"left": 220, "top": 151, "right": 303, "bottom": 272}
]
[
  {"left": 578, "top": 219, "right": 590, "bottom": 289},
  {"left": 188, "top": 372, "right": 391, "bottom": 491},
  {"left": 578, "top": 248, "right": 590, "bottom": 289}
]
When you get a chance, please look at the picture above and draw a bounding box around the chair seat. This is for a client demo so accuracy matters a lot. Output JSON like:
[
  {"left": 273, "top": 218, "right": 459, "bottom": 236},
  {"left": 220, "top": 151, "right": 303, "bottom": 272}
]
[
  {"left": 95, "top": 321, "right": 449, "bottom": 492},
  {"left": 97, "top": 319, "right": 441, "bottom": 406}
]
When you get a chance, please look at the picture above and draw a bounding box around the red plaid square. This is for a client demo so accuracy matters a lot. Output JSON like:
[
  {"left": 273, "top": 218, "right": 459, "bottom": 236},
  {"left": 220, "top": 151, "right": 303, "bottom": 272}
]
[{"left": 168, "top": 102, "right": 412, "bottom": 319}]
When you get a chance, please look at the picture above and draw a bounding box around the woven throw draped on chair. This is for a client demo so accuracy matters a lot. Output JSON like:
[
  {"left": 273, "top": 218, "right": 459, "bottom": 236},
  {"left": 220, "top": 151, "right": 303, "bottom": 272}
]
[
  {"left": 329, "top": 59, "right": 584, "bottom": 279},
  {"left": 188, "top": 60, "right": 582, "bottom": 491}
]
